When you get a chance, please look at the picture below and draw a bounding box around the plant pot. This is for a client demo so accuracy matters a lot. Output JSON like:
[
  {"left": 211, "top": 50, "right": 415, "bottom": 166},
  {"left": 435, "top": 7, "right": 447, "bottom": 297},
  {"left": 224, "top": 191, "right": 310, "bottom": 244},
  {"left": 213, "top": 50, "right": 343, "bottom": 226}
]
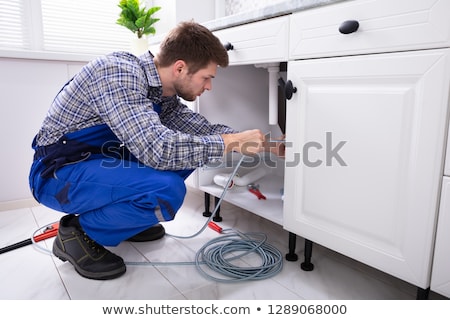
[{"left": 131, "top": 37, "right": 149, "bottom": 56}]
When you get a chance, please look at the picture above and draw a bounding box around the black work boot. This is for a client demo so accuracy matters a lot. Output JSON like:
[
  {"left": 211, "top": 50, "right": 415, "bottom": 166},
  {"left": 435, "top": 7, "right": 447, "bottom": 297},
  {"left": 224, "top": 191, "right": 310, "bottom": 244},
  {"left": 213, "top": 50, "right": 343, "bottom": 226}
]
[
  {"left": 127, "top": 224, "right": 165, "bottom": 242},
  {"left": 53, "top": 215, "right": 126, "bottom": 280}
]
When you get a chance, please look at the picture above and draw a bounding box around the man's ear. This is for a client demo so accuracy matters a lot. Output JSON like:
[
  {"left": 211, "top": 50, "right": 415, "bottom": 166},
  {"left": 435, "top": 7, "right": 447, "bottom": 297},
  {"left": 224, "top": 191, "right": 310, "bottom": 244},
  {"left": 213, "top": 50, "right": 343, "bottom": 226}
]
[{"left": 173, "top": 60, "right": 186, "bottom": 76}]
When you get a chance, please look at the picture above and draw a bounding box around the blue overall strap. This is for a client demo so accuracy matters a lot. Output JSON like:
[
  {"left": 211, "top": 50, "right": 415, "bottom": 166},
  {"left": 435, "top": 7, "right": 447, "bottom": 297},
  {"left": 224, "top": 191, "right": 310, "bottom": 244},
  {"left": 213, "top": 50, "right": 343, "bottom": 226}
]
[
  {"left": 33, "top": 124, "right": 128, "bottom": 178},
  {"left": 153, "top": 102, "right": 161, "bottom": 114}
]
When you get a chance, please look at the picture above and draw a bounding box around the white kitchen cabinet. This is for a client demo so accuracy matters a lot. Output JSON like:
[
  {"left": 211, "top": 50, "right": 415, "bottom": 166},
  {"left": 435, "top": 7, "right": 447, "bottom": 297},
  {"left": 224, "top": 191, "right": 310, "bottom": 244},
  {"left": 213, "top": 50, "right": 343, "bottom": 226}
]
[
  {"left": 195, "top": 15, "right": 289, "bottom": 225},
  {"left": 197, "top": 64, "right": 285, "bottom": 225},
  {"left": 213, "top": 15, "right": 289, "bottom": 66},
  {"left": 282, "top": 0, "right": 450, "bottom": 298},
  {"left": 196, "top": 0, "right": 450, "bottom": 298},
  {"left": 431, "top": 177, "right": 450, "bottom": 298},
  {"left": 284, "top": 40, "right": 450, "bottom": 292},
  {"left": 444, "top": 128, "right": 450, "bottom": 177},
  {"left": 289, "top": 0, "right": 450, "bottom": 60}
]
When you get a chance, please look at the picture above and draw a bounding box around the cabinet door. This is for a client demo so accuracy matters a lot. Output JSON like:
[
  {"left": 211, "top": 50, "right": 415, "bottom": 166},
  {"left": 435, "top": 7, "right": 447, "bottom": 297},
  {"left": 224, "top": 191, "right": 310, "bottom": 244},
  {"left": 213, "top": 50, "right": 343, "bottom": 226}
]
[
  {"left": 213, "top": 16, "right": 289, "bottom": 65},
  {"left": 283, "top": 49, "right": 450, "bottom": 288},
  {"left": 444, "top": 127, "right": 450, "bottom": 176},
  {"left": 431, "top": 177, "right": 450, "bottom": 298},
  {"left": 289, "top": 0, "right": 450, "bottom": 59}
]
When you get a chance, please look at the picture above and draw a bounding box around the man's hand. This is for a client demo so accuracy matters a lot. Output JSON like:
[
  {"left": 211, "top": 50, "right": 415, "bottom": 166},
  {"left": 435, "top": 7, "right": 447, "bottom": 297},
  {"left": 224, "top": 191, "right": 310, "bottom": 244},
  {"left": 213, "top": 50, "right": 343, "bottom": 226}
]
[{"left": 221, "top": 129, "right": 265, "bottom": 155}]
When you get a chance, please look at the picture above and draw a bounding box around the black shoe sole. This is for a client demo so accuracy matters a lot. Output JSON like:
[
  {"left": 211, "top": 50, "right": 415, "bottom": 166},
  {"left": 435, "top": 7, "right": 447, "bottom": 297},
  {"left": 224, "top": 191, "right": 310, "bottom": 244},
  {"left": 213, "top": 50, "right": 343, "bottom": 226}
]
[
  {"left": 53, "top": 241, "right": 126, "bottom": 280},
  {"left": 127, "top": 224, "right": 165, "bottom": 242}
]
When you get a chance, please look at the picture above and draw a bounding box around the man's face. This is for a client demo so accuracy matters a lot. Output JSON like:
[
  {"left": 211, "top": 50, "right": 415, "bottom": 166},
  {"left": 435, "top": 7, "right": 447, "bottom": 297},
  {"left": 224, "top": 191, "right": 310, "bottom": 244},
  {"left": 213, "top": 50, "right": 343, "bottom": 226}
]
[{"left": 174, "top": 62, "right": 217, "bottom": 101}]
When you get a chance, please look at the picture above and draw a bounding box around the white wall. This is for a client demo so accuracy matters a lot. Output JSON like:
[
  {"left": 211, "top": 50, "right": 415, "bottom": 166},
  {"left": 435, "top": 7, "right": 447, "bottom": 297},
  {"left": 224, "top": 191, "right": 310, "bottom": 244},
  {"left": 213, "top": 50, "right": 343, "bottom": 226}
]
[
  {"left": 0, "top": 58, "right": 86, "bottom": 208},
  {"left": 152, "top": 0, "right": 217, "bottom": 36}
]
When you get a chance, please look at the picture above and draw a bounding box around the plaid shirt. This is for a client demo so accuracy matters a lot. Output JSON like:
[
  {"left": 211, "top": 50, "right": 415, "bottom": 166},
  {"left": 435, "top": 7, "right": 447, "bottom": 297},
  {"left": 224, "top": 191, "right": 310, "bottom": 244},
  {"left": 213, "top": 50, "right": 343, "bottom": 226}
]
[{"left": 34, "top": 51, "right": 236, "bottom": 170}]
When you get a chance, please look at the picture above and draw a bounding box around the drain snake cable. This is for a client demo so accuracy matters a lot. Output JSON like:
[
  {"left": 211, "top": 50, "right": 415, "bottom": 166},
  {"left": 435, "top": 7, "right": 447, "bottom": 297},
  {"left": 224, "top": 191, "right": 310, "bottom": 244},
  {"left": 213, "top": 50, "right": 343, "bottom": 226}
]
[{"left": 31, "top": 155, "right": 283, "bottom": 282}]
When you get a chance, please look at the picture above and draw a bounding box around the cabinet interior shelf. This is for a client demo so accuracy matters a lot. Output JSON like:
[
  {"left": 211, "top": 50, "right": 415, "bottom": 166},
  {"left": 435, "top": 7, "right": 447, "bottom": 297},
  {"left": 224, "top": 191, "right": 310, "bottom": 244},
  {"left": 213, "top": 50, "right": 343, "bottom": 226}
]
[{"left": 199, "top": 173, "right": 284, "bottom": 226}]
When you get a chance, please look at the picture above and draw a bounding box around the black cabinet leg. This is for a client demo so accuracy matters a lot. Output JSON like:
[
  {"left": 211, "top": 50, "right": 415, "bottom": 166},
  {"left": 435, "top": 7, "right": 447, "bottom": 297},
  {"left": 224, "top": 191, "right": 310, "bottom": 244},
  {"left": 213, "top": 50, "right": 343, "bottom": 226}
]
[
  {"left": 202, "top": 193, "right": 222, "bottom": 221},
  {"left": 301, "top": 239, "right": 314, "bottom": 271},
  {"left": 213, "top": 196, "right": 223, "bottom": 222},
  {"left": 202, "top": 192, "right": 211, "bottom": 217},
  {"left": 416, "top": 287, "right": 430, "bottom": 300},
  {"left": 285, "top": 232, "right": 298, "bottom": 261}
]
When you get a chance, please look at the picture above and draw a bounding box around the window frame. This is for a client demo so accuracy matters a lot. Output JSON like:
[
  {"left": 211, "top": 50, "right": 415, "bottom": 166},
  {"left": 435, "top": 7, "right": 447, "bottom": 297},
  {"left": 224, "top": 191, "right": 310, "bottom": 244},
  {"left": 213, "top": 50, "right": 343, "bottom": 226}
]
[{"left": 0, "top": 0, "right": 154, "bottom": 61}]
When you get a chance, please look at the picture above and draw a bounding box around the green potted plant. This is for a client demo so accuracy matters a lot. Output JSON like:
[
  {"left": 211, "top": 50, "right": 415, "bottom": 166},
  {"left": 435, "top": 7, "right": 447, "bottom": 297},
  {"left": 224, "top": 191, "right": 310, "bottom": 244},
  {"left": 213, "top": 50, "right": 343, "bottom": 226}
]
[{"left": 116, "top": 0, "right": 161, "bottom": 54}]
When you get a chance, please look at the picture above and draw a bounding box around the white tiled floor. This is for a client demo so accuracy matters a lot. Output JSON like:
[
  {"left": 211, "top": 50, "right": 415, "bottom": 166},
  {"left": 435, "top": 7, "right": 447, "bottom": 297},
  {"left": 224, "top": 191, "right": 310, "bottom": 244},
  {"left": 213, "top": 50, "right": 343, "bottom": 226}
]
[{"left": 0, "top": 190, "right": 446, "bottom": 300}]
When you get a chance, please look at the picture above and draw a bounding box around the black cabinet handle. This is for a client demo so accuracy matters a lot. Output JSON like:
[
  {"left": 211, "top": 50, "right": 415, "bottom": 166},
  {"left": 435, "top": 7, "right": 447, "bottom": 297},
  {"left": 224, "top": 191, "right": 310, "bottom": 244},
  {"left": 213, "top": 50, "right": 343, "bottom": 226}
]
[
  {"left": 285, "top": 80, "right": 297, "bottom": 100},
  {"left": 339, "top": 20, "right": 359, "bottom": 34},
  {"left": 223, "top": 42, "right": 234, "bottom": 51}
]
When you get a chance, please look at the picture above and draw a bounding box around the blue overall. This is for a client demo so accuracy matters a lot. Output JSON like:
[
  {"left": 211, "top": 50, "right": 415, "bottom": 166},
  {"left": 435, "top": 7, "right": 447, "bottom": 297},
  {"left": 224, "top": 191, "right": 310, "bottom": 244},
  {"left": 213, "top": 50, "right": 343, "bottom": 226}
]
[{"left": 29, "top": 124, "right": 193, "bottom": 246}]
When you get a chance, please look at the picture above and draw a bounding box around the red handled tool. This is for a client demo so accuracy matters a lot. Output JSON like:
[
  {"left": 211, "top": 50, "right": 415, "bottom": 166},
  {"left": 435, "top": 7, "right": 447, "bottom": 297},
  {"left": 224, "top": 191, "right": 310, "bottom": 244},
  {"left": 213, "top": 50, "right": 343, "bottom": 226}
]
[
  {"left": 0, "top": 222, "right": 59, "bottom": 255},
  {"left": 208, "top": 221, "right": 223, "bottom": 233},
  {"left": 247, "top": 184, "right": 266, "bottom": 200}
]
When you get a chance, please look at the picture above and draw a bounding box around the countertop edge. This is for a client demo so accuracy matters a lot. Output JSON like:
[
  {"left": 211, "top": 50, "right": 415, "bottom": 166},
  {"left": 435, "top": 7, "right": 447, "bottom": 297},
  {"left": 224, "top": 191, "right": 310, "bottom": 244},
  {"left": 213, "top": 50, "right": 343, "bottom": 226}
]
[{"left": 202, "top": 0, "right": 348, "bottom": 31}]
